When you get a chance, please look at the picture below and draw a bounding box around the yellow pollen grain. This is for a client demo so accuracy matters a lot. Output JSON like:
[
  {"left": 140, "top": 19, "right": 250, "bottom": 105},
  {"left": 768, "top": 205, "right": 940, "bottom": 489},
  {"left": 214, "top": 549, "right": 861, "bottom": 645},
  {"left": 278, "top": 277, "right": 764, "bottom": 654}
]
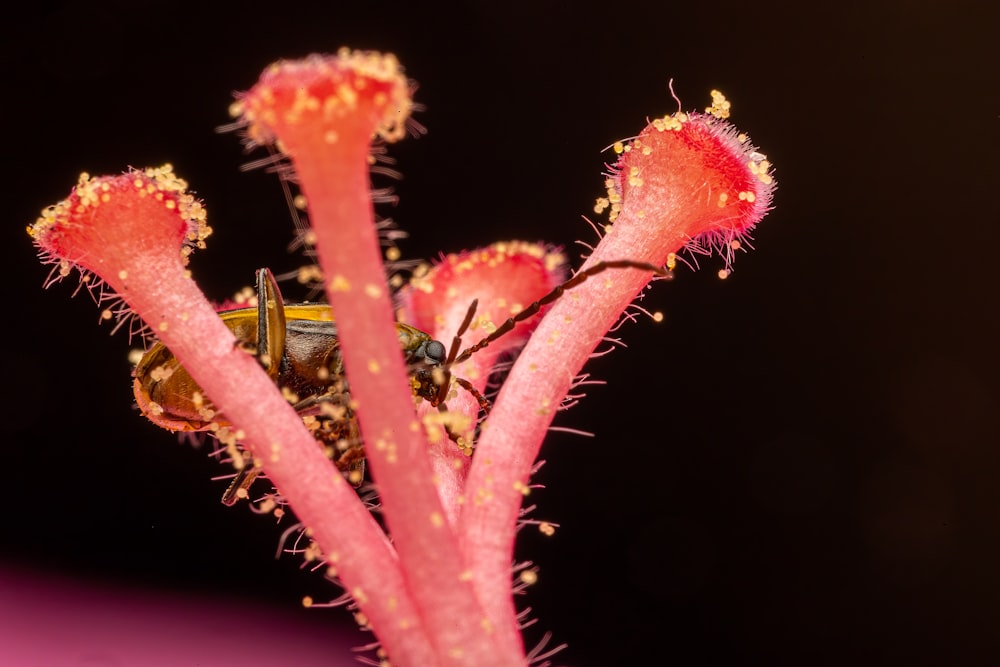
[
  {"left": 458, "top": 570, "right": 473, "bottom": 582},
  {"left": 519, "top": 570, "right": 538, "bottom": 585},
  {"left": 481, "top": 617, "right": 495, "bottom": 634},
  {"left": 157, "top": 321, "right": 168, "bottom": 332},
  {"left": 705, "top": 89, "right": 732, "bottom": 119},
  {"left": 748, "top": 158, "right": 773, "bottom": 185},
  {"left": 429, "top": 511, "right": 444, "bottom": 528},
  {"left": 474, "top": 487, "right": 494, "bottom": 506},
  {"left": 613, "top": 141, "right": 625, "bottom": 153},
  {"left": 328, "top": 274, "right": 351, "bottom": 292},
  {"left": 652, "top": 114, "right": 685, "bottom": 132},
  {"left": 364, "top": 283, "right": 383, "bottom": 299},
  {"left": 535, "top": 396, "right": 551, "bottom": 416},
  {"left": 538, "top": 521, "right": 556, "bottom": 536},
  {"left": 652, "top": 311, "right": 665, "bottom": 323},
  {"left": 385, "top": 246, "right": 401, "bottom": 261},
  {"left": 352, "top": 587, "right": 369, "bottom": 605},
  {"left": 281, "top": 386, "right": 300, "bottom": 404},
  {"left": 293, "top": 194, "right": 307, "bottom": 210},
  {"left": 717, "top": 192, "right": 729, "bottom": 207},
  {"left": 718, "top": 269, "right": 730, "bottom": 280},
  {"left": 118, "top": 270, "right": 128, "bottom": 280},
  {"left": 323, "top": 130, "right": 339, "bottom": 144},
  {"left": 302, "top": 596, "right": 314, "bottom": 608},
  {"left": 513, "top": 480, "right": 530, "bottom": 496}
]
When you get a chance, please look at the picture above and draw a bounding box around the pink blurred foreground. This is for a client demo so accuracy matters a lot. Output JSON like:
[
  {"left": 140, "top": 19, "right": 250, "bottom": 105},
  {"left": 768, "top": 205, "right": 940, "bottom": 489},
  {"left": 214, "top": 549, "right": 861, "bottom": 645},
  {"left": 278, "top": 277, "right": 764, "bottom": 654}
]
[{"left": 0, "top": 567, "right": 358, "bottom": 666}]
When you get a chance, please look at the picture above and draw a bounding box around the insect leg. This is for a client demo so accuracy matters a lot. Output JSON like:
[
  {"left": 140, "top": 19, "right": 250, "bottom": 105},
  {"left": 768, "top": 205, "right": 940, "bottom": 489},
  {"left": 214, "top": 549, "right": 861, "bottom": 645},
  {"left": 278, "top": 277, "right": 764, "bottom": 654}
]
[
  {"left": 433, "top": 298, "right": 480, "bottom": 407},
  {"left": 221, "top": 460, "right": 261, "bottom": 506},
  {"left": 255, "top": 268, "right": 287, "bottom": 377}
]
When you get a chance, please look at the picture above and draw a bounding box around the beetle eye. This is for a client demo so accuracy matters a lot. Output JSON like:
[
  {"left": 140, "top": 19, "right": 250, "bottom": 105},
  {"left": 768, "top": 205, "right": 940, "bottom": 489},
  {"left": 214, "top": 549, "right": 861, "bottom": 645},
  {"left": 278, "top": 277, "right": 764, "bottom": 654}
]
[{"left": 424, "top": 340, "right": 446, "bottom": 365}]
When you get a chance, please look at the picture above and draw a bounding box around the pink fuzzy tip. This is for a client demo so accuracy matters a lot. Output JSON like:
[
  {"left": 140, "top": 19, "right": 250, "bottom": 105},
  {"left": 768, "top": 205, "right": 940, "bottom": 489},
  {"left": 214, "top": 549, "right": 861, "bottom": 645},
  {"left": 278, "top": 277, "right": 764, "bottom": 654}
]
[
  {"left": 598, "top": 94, "right": 775, "bottom": 272},
  {"left": 28, "top": 166, "right": 210, "bottom": 291},
  {"left": 399, "top": 241, "right": 567, "bottom": 375},
  {"left": 235, "top": 49, "right": 412, "bottom": 154}
]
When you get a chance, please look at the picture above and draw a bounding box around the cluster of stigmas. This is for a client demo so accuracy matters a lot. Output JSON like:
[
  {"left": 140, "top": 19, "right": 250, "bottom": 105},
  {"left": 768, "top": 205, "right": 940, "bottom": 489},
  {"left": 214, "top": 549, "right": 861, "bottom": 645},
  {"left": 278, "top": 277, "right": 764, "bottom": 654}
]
[{"left": 26, "top": 48, "right": 778, "bottom": 667}]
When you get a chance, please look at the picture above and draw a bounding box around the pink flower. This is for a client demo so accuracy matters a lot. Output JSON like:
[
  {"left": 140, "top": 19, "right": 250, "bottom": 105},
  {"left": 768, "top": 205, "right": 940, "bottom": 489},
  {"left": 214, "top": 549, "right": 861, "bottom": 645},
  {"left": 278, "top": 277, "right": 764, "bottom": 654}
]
[{"left": 29, "top": 50, "right": 774, "bottom": 666}]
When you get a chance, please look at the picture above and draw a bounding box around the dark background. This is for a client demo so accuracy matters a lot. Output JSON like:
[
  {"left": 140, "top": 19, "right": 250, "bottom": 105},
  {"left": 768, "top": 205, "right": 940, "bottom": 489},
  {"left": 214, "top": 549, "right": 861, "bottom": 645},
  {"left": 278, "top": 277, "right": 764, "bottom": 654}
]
[{"left": 4, "top": 1, "right": 998, "bottom": 665}]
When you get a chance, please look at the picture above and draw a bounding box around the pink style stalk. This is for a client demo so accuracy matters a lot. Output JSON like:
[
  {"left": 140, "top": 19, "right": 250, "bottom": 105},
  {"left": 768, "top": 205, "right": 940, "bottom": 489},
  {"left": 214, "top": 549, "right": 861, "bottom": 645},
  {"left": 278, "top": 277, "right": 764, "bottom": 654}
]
[{"left": 28, "top": 50, "right": 774, "bottom": 667}]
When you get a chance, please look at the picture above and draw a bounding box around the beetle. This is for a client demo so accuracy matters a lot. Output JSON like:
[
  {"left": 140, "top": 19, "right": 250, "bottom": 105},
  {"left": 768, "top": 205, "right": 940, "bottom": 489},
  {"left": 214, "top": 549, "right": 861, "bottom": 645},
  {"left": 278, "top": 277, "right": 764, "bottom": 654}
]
[
  {"left": 134, "top": 259, "right": 668, "bottom": 504},
  {"left": 133, "top": 268, "right": 450, "bottom": 504}
]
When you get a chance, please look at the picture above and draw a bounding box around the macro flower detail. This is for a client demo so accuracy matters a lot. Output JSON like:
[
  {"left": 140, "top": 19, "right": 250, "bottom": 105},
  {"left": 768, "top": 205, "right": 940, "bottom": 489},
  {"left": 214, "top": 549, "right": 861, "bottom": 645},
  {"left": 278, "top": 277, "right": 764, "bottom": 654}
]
[{"left": 28, "top": 49, "right": 775, "bottom": 667}]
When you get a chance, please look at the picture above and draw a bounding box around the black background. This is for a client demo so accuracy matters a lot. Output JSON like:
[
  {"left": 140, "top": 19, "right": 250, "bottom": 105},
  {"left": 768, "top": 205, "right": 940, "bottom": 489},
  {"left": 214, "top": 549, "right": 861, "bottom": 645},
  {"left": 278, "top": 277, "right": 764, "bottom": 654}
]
[{"left": 4, "top": 1, "right": 998, "bottom": 665}]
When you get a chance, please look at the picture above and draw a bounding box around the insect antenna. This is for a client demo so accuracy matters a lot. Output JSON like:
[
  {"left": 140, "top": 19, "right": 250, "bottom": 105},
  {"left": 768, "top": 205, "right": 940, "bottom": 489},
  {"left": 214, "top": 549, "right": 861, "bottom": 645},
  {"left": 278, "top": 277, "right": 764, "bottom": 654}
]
[
  {"left": 434, "top": 297, "right": 489, "bottom": 412},
  {"left": 432, "top": 260, "right": 668, "bottom": 425},
  {"left": 453, "top": 259, "right": 668, "bottom": 365}
]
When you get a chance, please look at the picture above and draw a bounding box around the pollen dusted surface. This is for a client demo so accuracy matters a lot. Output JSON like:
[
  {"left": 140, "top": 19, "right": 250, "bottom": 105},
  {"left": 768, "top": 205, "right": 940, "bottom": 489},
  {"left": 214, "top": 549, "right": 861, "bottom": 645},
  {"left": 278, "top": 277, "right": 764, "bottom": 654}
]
[
  {"left": 236, "top": 49, "right": 413, "bottom": 149},
  {"left": 593, "top": 91, "right": 776, "bottom": 270},
  {"left": 28, "top": 164, "right": 211, "bottom": 274}
]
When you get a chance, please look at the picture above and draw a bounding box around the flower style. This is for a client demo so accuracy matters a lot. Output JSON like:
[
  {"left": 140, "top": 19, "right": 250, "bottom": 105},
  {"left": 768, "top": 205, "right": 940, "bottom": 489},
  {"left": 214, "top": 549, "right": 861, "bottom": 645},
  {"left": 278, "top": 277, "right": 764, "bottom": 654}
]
[{"left": 28, "top": 50, "right": 774, "bottom": 666}]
